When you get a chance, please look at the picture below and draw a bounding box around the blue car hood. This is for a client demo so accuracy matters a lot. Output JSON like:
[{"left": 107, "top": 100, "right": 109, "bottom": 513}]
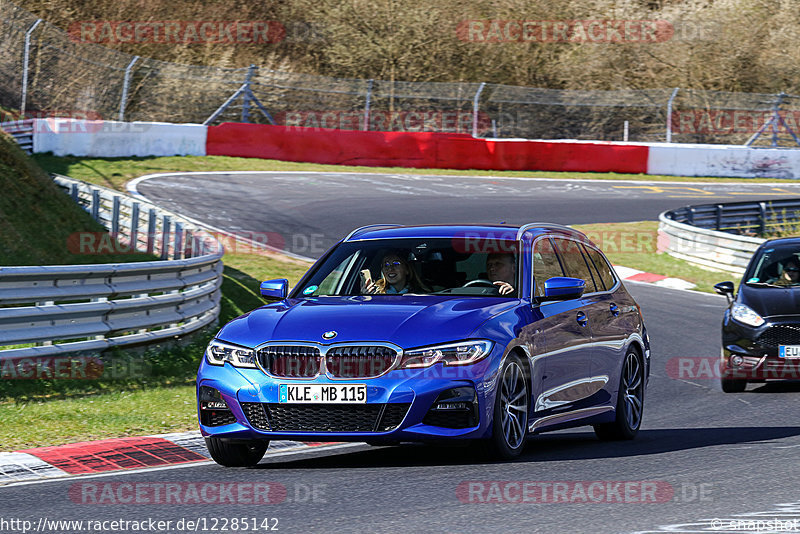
[{"left": 216, "top": 295, "right": 518, "bottom": 349}]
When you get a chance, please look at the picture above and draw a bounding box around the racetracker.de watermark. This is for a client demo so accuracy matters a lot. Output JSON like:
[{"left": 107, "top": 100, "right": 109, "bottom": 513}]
[
  {"left": 671, "top": 110, "right": 800, "bottom": 135},
  {"left": 667, "top": 356, "right": 800, "bottom": 380},
  {"left": 456, "top": 481, "right": 712, "bottom": 503},
  {"left": 457, "top": 20, "right": 674, "bottom": 43},
  {"left": 69, "top": 482, "right": 326, "bottom": 504},
  {"left": 68, "top": 21, "right": 286, "bottom": 44},
  {"left": 277, "top": 110, "right": 491, "bottom": 134},
  {"left": 0, "top": 354, "right": 151, "bottom": 380}
]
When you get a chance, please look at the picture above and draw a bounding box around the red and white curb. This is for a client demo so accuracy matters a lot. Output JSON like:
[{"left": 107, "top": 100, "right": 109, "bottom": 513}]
[
  {"left": 0, "top": 432, "right": 336, "bottom": 485},
  {"left": 614, "top": 265, "right": 696, "bottom": 291}
]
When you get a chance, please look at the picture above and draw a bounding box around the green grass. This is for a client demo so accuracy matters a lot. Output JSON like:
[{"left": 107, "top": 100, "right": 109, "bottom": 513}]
[
  {"left": 0, "top": 386, "right": 197, "bottom": 450},
  {"left": 573, "top": 221, "right": 735, "bottom": 293},
  {"left": 31, "top": 153, "right": 785, "bottom": 194}
]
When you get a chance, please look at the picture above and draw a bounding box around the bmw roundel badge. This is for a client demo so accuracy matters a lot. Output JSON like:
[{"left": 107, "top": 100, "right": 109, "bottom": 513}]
[{"left": 322, "top": 330, "right": 337, "bottom": 340}]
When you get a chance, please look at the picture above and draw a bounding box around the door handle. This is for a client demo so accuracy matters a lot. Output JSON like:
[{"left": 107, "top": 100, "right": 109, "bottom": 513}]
[
  {"left": 576, "top": 311, "right": 589, "bottom": 327},
  {"left": 609, "top": 303, "right": 620, "bottom": 317}
]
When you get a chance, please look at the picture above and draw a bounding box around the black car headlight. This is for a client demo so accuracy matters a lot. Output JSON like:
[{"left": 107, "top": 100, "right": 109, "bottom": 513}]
[
  {"left": 205, "top": 339, "right": 257, "bottom": 368},
  {"left": 399, "top": 340, "right": 494, "bottom": 369},
  {"left": 731, "top": 303, "right": 765, "bottom": 327}
]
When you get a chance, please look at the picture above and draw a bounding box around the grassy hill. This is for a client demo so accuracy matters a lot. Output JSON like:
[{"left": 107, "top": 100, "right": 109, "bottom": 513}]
[{"left": 0, "top": 131, "right": 153, "bottom": 265}]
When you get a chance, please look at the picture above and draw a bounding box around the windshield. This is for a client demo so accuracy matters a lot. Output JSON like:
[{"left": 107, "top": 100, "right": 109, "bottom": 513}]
[
  {"left": 745, "top": 245, "right": 800, "bottom": 287},
  {"left": 295, "top": 237, "right": 520, "bottom": 298}
]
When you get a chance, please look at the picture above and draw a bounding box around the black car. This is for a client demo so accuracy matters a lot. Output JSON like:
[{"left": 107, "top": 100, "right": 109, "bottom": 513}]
[{"left": 715, "top": 237, "right": 800, "bottom": 392}]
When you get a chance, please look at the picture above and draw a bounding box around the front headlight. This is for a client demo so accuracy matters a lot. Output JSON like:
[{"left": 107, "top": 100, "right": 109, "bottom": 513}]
[
  {"left": 731, "top": 303, "right": 765, "bottom": 327},
  {"left": 205, "top": 339, "right": 257, "bottom": 368},
  {"left": 399, "top": 340, "right": 494, "bottom": 369}
]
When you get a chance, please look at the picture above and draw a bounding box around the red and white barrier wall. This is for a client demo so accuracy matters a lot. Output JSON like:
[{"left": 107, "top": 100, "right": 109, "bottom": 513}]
[{"left": 22, "top": 118, "right": 800, "bottom": 179}]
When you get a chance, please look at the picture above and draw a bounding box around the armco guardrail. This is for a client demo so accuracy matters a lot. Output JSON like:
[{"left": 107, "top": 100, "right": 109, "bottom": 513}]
[
  {"left": 656, "top": 198, "right": 800, "bottom": 273},
  {"left": 0, "top": 175, "right": 224, "bottom": 360},
  {"left": 0, "top": 119, "right": 33, "bottom": 153}
]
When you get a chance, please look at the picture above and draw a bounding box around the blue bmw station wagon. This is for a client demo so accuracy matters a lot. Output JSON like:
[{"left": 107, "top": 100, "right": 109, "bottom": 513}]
[{"left": 197, "top": 223, "right": 650, "bottom": 466}]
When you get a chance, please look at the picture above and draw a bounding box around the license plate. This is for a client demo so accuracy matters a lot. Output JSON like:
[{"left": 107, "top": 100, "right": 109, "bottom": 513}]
[
  {"left": 279, "top": 384, "right": 367, "bottom": 404},
  {"left": 779, "top": 345, "right": 800, "bottom": 358}
]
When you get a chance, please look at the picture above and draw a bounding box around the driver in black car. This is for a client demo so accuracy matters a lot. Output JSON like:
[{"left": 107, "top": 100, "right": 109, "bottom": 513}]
[{"left": 486, "top": 253, "right": 516, "bottom": 296}]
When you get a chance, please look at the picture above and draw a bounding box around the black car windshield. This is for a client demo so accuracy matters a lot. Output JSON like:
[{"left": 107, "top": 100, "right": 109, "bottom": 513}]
[
  {"left": 295, "top": 237, "right": 520, "bottom": 297},
  {"left": 745, "top": 245, "right": 800, "bottom": 287}
]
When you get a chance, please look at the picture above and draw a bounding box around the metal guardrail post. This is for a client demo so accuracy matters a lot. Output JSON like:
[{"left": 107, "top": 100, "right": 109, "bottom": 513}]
[
  {"left": 174, "top": 222, "right": 184, "bottom": 260},
  {"left": 715, "top": 204, "right": 723, "bottom": 231},
  {"left": 70, "top": 183, "right": 78, "bottom": 203},
  {"left": 665, "top": 88, "right": 679, "bottom": 143},
  {"left": 130, "top": 202, "right": 140, "bottom": 252},
  {"left": 161, "top": 215, "right": 171, "bottom": 260},
  {"left": 118, "top": 56, "right": 139, "bottom": 122},
  {"left": 472, "top": 82, "right": 486, "bottom": 138},
  {"left": 111, "top": 196, "right": 120, "bottom": 236},
  {"left": 759, "top": 202, "right": 767, "bottom": 234},
  {"left": 20, "top": 19, "right": 43, "bottom": 118},
  {"left": 91, "top": 189, "right": 100, "bottom": 220},
  {"left": 687, "top": 207, "right": 695, "bottom": 225},
  {"left": 147, "top": 208, "right": 157, "bottom": 254},
  {"left": 363, "top": 79, "right": 373, "bottom": 131}
]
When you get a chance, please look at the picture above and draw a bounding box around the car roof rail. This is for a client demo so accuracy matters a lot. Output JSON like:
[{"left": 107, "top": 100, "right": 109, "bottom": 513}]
[
  {"left": 344, "top": 224, "right": 402, "bottom": 241},
  {"left": 516, "top": 222, "right": 585, "bottom": 240}
]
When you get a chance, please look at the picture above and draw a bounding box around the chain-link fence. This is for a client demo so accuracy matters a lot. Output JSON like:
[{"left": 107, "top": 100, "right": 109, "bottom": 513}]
[{"left": 3, "top": 0, "right": 800, "bottom": 146}]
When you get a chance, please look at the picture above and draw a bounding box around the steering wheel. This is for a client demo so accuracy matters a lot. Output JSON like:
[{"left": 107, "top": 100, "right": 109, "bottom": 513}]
[{"left": 462, "top": 279, "right": 498, "bottom": 288}]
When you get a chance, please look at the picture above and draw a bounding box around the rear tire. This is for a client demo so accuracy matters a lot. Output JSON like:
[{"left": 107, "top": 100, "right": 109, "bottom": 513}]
[
  {"left": 486, "top": 354, "right": 529, "bottom": 460},
  {"left": 594, "top": 349, "right": 644, "bottom": 441},
  {"left": 205, "top": 437, "right": 268, "bottom": 467},
  {"left": 720, "top": 377, "right": 747, "bottom": 393}
]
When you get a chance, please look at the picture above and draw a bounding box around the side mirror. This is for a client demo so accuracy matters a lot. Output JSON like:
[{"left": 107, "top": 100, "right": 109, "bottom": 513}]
[
  {"left": 260, "top": 279, "right": 288, "bottom": 300},
  {"left": 542, "top": 277, "right": 585, "bottom": 301},
  {"left": 714, "top": 281, "right": 735, "bottom": 304}
]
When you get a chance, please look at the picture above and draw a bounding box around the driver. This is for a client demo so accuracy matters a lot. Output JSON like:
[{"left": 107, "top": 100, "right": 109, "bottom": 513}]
[
  {"left": 775, "top": 257, "right": 800, "bottom": 287},
  {"left": 486, "top": 253, "right": 516, "bottom": 296}
]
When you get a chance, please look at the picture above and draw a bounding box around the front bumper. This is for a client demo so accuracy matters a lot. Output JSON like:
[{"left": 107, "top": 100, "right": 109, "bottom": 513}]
[
  {"left": 196, "top": 355, "right": 499, "bottom": 442},
  {"left": 721, "top": 315, "right": 800, "bottom": 381}
]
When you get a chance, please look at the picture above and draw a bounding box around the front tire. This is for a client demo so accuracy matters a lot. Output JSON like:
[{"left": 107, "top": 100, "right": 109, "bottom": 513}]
[
  {"left": 720, "top": 376, "right": 747, "bottom": 393},
  {"left": 594, "top": 349, "right": 644, "bottom": 441},
  {"left": 486, "top": 354, "right": 529, "bottom": 459},
  {"left": 205, "top": 437, "right": 269, "bottom": 467}
]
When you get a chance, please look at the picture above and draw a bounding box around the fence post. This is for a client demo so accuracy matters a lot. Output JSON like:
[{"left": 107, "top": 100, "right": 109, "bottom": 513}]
[
  {"left": 363, "top": 79, "right": 373, "bottom": 131},
  {"left": 241, "top": 64, "right": 257, "bottom": 123},
  {"left": 118, "top": 56, "right": 139, "bottom": 122},
  {"left": 472, "top": 82, "right": 486, "bottom": 138},
  {"left": 21, "top": 19, "right": 43, "bottom": 118},
  {"left": 665, "top": 87, "right": 679, "bottom": 143}
]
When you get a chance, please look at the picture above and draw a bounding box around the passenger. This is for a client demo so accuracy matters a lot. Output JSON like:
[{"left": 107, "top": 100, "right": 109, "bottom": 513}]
[
  {"left": 486, "top": 253, "right": 517, "bottom": 296},
  {"left": 362, "top": 253, "right": 429, "bottom": 294},
  {"left": 774, "top": 257, "right": 800, "bottom": 286}
]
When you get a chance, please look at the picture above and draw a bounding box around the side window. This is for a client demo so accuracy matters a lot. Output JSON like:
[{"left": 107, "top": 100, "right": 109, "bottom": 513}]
[
  {"left": 585, "top": 246, "right": 617, "bottom": 291},
  {"left": 553, "top": 238, "right": 598, "bottom": 293},
  {"left": 533, "top": 238, "right": 564, "bottom": 297}
]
